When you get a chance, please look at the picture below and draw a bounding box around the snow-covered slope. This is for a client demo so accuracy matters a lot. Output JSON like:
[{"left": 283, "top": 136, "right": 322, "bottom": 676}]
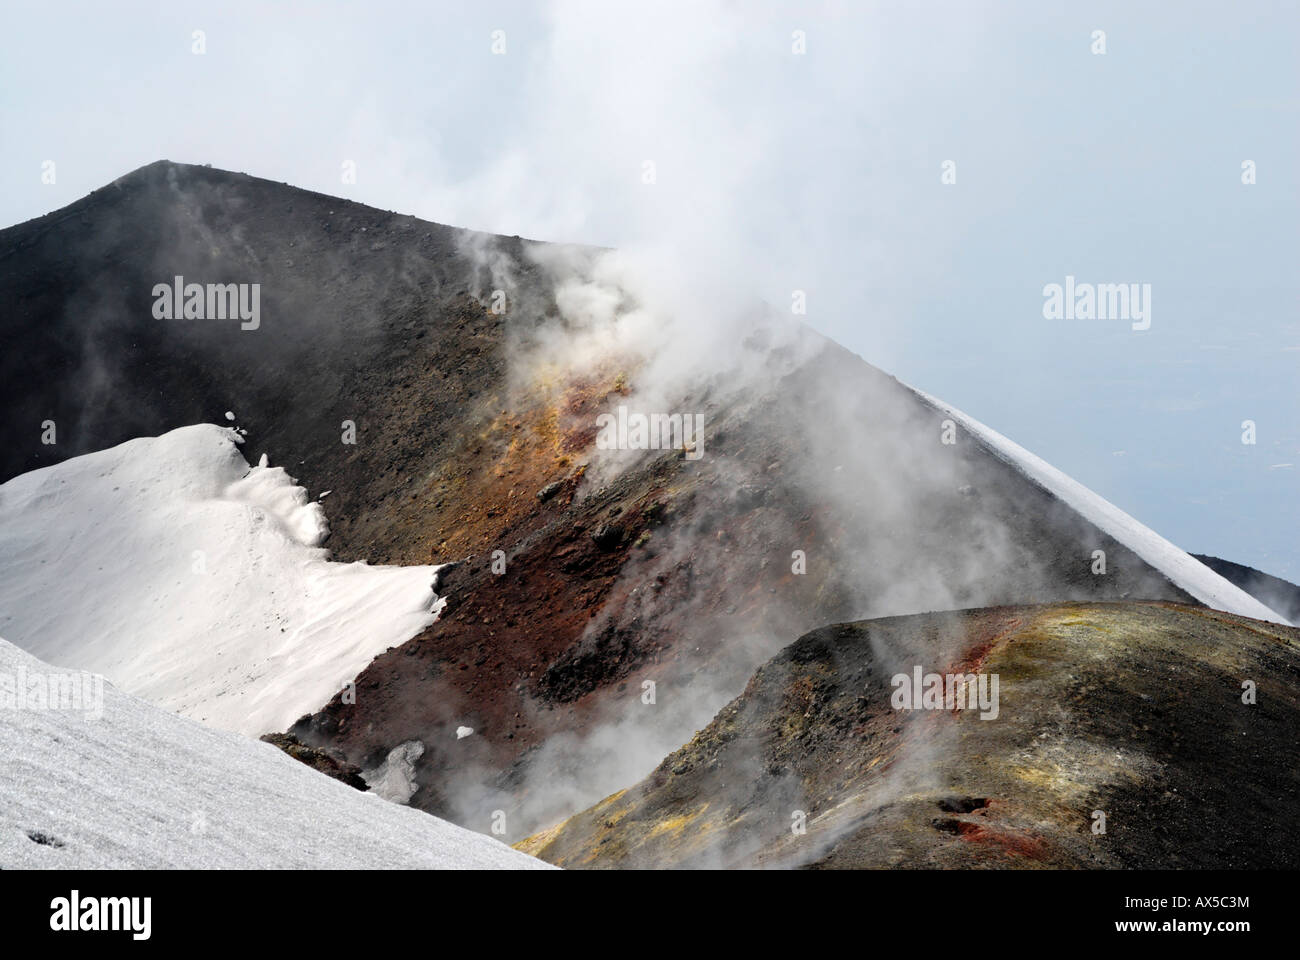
[
  {"left": 916, "top": 389, "right": 1290, "bottom": 625},
  {"left": 0, "top": 636, "right": 548, "bottom": 869},
  {"left": 0, "top": 424, "right": 443, "bottom": 735}
]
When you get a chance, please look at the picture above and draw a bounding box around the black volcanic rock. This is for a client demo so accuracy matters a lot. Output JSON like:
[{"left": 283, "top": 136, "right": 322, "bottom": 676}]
[
  {"left": 1193, "top": 554, "right": 1300, "bottom": 625},
  {"left": 259, "top": 733, "right": 368, "bottom": 791}
]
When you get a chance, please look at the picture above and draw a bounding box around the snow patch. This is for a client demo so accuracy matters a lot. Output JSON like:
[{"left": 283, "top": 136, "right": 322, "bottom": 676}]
[
  {"left": 363, "top": 740, "right": 426, "bottom": 804},
  {"left": 0, "top": 424, "right": 446, "bottom": 736},
  {"left": 0, "top": 638, "right": 547, "bottom": 869},
  {"left": 916, "top": 389, "right": 1291, "bottom": 625}
]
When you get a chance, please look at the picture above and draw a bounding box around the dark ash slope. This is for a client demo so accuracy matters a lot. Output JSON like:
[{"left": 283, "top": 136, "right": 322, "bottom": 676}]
[
  {"left": 519, "top": 601, "right": 1300, "bottom": 868},
  {"left": 1194, "top": 555, "right": 1300, "bottom": 625}
]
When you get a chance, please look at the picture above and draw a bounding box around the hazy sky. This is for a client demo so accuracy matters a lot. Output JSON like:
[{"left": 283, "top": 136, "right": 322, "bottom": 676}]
[{"left": 2, "top": 0, "right": 1296, "bottom": 577}]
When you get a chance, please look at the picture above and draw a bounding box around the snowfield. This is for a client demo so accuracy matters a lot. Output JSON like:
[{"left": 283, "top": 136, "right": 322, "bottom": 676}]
[
  {"left": 916, "top": 388, "right": 1291, "bottom": 626},
  {"left": 0, "top": 637, "right": 550, "bottom": 869},
  {"left": 0, "top": 424, "right": 444, "bottom": 736}
]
